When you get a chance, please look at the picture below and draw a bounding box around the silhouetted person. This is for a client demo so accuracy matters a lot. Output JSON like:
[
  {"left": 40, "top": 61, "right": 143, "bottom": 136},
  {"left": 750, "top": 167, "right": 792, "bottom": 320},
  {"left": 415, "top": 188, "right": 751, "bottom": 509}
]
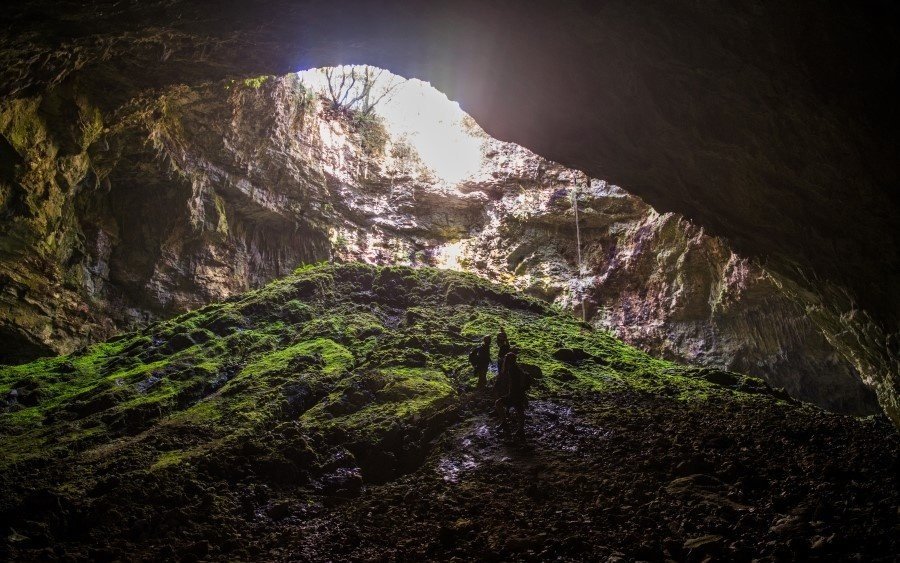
[
  {"left": 468, "top": 335, "right": 492, "bottom": 388},
  {"left": 497, "top": 327, "right": 510, "bottom": 373},
  {"left": 495, "top": 350, "right": 529, "bottom": 436}
]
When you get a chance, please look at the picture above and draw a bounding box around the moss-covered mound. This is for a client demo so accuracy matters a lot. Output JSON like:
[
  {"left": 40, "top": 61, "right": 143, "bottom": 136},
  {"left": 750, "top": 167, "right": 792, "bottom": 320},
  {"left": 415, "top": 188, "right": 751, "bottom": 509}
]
[{"left": 0, "top": 263, "right": 845, "bottom": 559}]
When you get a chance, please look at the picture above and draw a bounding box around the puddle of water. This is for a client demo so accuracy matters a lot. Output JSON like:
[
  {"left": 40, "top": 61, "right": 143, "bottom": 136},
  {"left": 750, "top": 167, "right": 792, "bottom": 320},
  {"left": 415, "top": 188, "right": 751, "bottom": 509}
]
[
  {"left": 436, "top": 401, "right": 614, "bottom": 481},
  {"left": 436, "top": 418, "right": 502, "bottom": 483},
  {"left": 474, "top": 423, "right": 492, "bottom": 439},
  {"left": 437, "top": 454, "right": 479, "bottom": 483},
  {"left": 313, "top": 467, "right": 363, "bottom": 493}
]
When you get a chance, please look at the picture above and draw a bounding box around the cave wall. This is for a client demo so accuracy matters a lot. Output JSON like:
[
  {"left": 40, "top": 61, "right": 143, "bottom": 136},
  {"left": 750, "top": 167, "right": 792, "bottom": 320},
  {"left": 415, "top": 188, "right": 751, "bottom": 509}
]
[
  {"left": 0, "top": 74, "right": 879, "bottom": 414},
  {"left": 0, "top": 76, "right": 331, "bottom": 361},
  {"left": 0, "top": 0, "right": 897, "bottom": 422}
]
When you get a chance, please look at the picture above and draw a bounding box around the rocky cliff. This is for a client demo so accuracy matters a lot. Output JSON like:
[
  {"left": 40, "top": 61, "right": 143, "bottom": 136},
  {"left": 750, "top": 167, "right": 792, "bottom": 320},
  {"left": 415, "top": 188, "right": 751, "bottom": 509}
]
[{"left": 0, "top": 74, "right": 878, "bottom": 414}]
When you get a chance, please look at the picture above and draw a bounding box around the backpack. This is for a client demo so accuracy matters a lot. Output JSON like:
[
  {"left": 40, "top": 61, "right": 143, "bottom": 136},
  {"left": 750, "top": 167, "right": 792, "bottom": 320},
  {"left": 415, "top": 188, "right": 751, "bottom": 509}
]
[
  {"left": 521, "top": 366, "right": 533, "bottom": 391},
  {"left": 515, "top": 363, "right": 533, "bottom": 392},
  {"left": 468, "top": 346, "right": 480, "bottom": 367}
]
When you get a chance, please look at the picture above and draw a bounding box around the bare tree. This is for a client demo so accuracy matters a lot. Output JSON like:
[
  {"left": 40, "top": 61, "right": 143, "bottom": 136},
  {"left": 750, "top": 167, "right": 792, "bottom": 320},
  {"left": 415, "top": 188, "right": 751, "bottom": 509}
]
[{"left": 322, "top": 65, "right": 402, "bottom": 116}]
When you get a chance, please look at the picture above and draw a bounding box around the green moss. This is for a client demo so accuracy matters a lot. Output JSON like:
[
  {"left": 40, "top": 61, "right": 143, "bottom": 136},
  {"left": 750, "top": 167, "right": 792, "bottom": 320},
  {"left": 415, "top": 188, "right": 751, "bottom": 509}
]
[
  {"left": 212, "top": 193, "right": 229, "bottom": 235},
  {"left": 78, "top": 104, "right": 104, "bottom": 149},
  {"left": 238, "top": 338, "right": 352, "bottom": 379},
  {"left": 0, "top": 98, "right": 48, "bottom": 154},
  {"left": 242, "top": 75, "right": 273, "bottom": 89},
  {"left": 0, "top": 263, "right": 767, "bottom": 475},
  {"left": 352, "top": 113, "right": 390, "bottom": 157},
  {"left": 173, "top": 399, "right": 222, "bottom": 424},
  {"left": 303, "top": 366, "right": 456, "bottom": 443},
  {"left": 151, "top": 449, "right": 188, "bottom": 471}
]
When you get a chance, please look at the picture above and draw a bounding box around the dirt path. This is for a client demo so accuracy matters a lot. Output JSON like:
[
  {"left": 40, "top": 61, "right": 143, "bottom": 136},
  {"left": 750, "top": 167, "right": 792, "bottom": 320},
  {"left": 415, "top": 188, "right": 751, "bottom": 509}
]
[{"left": 435, "top": 400, "right": 612, "bottom": 483}]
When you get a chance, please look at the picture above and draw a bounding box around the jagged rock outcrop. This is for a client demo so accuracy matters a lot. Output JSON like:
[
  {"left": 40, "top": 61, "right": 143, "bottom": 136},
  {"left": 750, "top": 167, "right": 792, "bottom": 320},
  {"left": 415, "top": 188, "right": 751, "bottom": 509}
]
[
  {"left": 0, "top": 74, "right": 879, "bottom": 414},
  {"left": 441, "top": 178, "right": 878, "bottom": 414}
]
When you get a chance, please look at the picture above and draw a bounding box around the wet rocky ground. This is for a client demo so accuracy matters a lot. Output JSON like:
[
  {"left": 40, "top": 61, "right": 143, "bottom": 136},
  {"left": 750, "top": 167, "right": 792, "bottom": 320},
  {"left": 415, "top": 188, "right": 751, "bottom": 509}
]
[
  {"left": 5, "top": 387, "right": 899, "bottom": 561},
  {"left": 271, "top": 389, "right": 899, "bottom": 561}
]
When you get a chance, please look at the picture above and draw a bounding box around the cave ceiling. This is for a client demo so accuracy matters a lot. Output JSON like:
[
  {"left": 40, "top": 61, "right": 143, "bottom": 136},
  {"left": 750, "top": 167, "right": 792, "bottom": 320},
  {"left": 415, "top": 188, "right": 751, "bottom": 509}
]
[{"left": 2, "top": 0, "right": 898, "bottom": 329}]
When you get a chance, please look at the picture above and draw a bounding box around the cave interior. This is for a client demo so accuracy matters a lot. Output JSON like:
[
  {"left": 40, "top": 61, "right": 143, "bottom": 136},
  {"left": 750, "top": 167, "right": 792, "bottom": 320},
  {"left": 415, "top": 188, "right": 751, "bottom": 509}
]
[{"left": 0, "top": 1, "right": 898, "bottom": 560}]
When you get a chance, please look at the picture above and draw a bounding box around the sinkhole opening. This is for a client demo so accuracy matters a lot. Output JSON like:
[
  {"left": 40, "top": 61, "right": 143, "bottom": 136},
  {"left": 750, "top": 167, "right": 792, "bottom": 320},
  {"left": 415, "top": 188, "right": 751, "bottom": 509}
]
[
  {"left": 288, "top": 64, "right": 596, "bottom": 280},
  {"left": 296, "top": 64, "right": 488, "bottom": 185},
  {"left": 218, "top": 65, "right": 874, "bottom": 417},
  {"left": 289, "top": 64, "right": 595, "bottom": 277}
]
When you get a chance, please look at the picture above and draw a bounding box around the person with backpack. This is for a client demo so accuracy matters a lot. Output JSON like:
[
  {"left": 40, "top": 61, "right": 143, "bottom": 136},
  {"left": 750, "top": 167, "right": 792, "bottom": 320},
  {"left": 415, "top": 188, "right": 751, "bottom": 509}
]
[
  {"left": 496, "top": 327, "right": 511, "bottom": 374},
  {"left": 468, "top": 335, "right": 492, "bottom": 388},
  {"left": 494, "top": 349, "right": 530, "bottom": 437}
]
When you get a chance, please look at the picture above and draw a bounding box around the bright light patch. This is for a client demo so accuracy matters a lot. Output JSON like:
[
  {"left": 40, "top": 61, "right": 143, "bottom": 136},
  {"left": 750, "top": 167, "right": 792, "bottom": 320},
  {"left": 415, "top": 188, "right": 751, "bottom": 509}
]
[
  {"left": 434, "top": 240, "right": 467, "bottom": 271},
  {"left": 297, "top": 66, "right": 485, "bottom": 184}
]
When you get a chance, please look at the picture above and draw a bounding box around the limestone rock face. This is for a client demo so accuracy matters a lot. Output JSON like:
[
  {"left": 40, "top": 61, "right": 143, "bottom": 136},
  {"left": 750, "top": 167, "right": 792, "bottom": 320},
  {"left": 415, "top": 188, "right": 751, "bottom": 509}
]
[
  {"left": 0, "top": 77, "right": 331, "bottom": 361},
  {"left": 0, "top": 75, "right": 878, "bottom": 414}
]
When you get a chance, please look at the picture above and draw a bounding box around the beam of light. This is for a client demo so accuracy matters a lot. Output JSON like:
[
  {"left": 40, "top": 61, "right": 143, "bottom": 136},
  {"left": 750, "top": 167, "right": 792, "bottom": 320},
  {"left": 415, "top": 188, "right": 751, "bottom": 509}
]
[{"left": 296, "top": 66, "right": 485, "bottom": 185}]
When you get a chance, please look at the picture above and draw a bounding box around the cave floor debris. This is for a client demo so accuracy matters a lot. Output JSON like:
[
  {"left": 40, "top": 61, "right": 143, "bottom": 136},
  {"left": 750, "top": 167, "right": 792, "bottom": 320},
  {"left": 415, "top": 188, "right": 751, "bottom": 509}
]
[
  {"left": 4, "top": 387, "right": 898, "bottom": 561},
  {"left": 270, "top": 390, "right": 899, "bottom": 562}
]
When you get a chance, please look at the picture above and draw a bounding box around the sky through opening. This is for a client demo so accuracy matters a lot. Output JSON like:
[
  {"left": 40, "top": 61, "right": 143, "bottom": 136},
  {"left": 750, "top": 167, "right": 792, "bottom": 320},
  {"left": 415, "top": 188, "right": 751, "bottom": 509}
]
[{"left": 297, "top": 66, "right": 485, "bottom": 184}]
